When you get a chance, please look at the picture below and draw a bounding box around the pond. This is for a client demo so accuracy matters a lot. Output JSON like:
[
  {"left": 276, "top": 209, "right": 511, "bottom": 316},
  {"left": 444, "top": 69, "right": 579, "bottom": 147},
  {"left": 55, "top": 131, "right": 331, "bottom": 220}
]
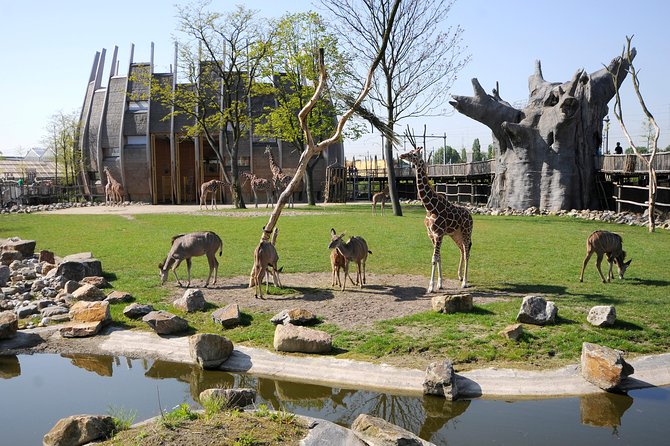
[{"left": 1, "top": 353, "right": 669, "bottom": 445}]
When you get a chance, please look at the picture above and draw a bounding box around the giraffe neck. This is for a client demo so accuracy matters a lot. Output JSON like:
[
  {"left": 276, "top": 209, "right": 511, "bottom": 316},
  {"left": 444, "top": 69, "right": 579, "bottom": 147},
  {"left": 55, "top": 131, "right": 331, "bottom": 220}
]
[
  {"left": 268, "top": 152, "right": 281, "bottom": 176},
  {"left": 414, "top": 159, "right": 440, "bottom": 210}
]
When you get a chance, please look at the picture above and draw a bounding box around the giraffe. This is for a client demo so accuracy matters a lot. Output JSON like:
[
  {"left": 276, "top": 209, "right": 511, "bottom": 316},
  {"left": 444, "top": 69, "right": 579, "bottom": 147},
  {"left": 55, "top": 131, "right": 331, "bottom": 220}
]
[
  {"left": 371, "top": 184, "right": 389, "bottom": 215},
  {"left": 264, "top": 146, "right": 294, "bottom": 208},
  {"left": 241, "top": 172, "right": 274, "bottom": 208},
  {"left": 199, "top": 179, "right": 228, "bottom": 210},
  {"left": 103, "top": 166, "right": 124, "bottom": 206},
  {"left": 399, "top": 146, "right": 473, "bottom": 290}
]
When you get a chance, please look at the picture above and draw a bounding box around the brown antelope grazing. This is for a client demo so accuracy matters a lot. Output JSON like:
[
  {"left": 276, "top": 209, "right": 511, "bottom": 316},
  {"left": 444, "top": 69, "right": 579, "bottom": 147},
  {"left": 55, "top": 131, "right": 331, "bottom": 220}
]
[
  {"left": 249, "top": 227, "right": 282, "bottom": 299},
  {"left": 371, "top": 185, "right": 389, "bottom": 215},
  {"left": 579, "top": 230, "right": 631, "bottom": 283},
  {"left": 200, "top": 179, "right": 228, "bottom": 210},
  {"left": 330, "top": 248, "right": 352, "bottom": 288},
  {"left": 159, "top": 231, "right": 222, "bottom": 288},
  {"left": 328, "top": 228, "right": 371, "bottom": 291}
]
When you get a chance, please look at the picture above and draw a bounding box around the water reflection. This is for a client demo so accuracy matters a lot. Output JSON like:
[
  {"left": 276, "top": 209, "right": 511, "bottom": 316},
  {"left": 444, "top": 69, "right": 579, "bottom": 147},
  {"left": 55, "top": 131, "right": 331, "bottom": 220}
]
[
  {"left": 580, "top": 392, "right": 634, "bottom": 428},
  {"left": 1, "top": 353, "right": 668, "bottom": 446}
]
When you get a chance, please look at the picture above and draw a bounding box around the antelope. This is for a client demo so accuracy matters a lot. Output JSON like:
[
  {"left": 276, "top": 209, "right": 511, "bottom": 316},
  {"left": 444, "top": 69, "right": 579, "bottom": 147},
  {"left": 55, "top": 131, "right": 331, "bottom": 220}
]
[
  {"left": 328, "top": 228, "right": 371, "bottom": 291},
  {"left": 371, "top": 185, "right": 389, "bottom": 215},
  {"left": 249, "top": 227, "right": 282, "bottom": 299},
  {"left": 159, "top": 231, "right": 222, "bottom": 287},
  {"left": 579, "top": 230, "right": 631, "bottom": 283},
  {"left": 330, "top": 248, "right": 352, "bottom": 288}
]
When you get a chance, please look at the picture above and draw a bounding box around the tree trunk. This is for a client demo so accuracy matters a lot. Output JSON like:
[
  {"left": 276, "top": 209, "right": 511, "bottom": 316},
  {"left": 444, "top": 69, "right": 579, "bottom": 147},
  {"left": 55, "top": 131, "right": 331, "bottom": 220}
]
[
  {"left": 305, "top": 158, "right": 316, "bottom": 205},
  {"left": 229, "top": 145, "right": 246, "bottom": 209},
  {"left": 385, "top": 105, "right": 402, "bottom": 216},
  {"left": 450, "top": 52, "right": 634, "bottom": 211}
]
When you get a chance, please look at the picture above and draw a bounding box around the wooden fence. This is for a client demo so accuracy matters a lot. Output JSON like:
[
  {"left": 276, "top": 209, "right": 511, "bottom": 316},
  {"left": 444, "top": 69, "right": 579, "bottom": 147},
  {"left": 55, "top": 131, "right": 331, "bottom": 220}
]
[
  {"left": 612, "top": 182, "right": 670, "bottom": 213},
  {"left": 598, "top": 152, "right": 670, "bottom": 174}
]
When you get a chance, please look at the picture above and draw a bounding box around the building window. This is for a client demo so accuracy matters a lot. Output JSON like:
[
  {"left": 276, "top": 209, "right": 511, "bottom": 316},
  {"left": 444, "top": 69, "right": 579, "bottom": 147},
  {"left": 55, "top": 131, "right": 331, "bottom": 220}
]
[
  {"left": 127, "top": 135, "right": 146, "bottom": 146},
  {"left": 128, "top": 101, "right": 149, "bottom": 111},
  {"left": 239, "top": 156, "right": 250, "bottom": 167}
]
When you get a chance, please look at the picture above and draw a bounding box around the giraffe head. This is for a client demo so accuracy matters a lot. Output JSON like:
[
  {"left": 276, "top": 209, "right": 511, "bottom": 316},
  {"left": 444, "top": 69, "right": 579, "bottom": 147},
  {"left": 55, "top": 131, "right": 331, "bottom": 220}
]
[
  {"left": 399, "top": 147, "right": 424, "bottom": 166},
  {"left": 264, "top": 146, "right": 273, "bottom": 156}
]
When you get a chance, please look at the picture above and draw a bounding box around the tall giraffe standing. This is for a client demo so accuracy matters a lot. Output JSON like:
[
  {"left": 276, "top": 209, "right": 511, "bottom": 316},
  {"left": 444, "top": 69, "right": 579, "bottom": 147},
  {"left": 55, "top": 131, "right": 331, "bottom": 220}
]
[
  {"left": 399, "top": 146, "right": 473, "bottom": 290},
  {"left": 199, "top": 179, "right": 228, "bottom": 210},
  {"left": 264, "top": 146, "right": 294, "bottom": 208},
  {"left": 241, "top": 172, "right": 274, "bottom": 208},
  {"left": 103, "top": 166, "right": 124, "bottom": 206}
]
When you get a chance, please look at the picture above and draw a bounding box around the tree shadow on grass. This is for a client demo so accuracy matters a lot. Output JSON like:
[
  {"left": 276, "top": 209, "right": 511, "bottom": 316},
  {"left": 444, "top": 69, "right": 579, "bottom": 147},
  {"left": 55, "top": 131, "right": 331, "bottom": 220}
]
[
  {"left": 627, "top": 278, "right": 670, "bottom": 287},
  {"left": 496, "top": 283, "right": 568, "bottom": 295},
  {"left": 265, "top": 286, "right": 335, "bottom": 302}
]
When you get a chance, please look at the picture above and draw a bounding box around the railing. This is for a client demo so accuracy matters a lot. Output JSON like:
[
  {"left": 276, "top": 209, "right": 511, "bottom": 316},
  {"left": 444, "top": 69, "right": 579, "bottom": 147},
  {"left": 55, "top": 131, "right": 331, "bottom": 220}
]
[
  {"left": 0, "top": 181, "right": 88, "bottom": 207},
  {"left": 612, "top": 182, "right": 670, "bottom": 213},
  {"left": 598, "top": 152, "right": 670, "bottom": 174}
]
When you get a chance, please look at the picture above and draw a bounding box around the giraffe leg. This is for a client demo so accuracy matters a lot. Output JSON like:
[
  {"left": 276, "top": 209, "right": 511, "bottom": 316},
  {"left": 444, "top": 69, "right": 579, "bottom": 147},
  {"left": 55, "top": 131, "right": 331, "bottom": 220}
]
[
  {"left": 433, "top": 238, "right": 444, "bottom": 291},
  {"left": 460, "top": 243, "right": 470, "bottom": 288}
]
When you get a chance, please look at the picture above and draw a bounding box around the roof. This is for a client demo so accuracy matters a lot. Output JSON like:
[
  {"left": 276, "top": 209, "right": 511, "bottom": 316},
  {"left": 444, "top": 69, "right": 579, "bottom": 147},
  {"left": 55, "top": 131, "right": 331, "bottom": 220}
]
[{"left": 0, "top": 157, "right": 57, "bottom": 179}]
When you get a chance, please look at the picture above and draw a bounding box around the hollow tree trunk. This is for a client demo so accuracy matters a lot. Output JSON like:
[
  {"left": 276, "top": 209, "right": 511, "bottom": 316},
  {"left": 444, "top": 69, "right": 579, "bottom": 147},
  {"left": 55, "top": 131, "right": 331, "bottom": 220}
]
[{"left": 450, "top": 51, "right": 634, "bottom": 211}]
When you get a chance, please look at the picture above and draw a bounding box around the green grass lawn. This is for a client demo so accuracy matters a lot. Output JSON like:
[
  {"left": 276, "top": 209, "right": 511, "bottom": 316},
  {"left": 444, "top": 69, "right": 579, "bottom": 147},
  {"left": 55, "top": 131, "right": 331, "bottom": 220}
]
[{"left": 2, "top": 204, "right": 669, "bottom": 370}]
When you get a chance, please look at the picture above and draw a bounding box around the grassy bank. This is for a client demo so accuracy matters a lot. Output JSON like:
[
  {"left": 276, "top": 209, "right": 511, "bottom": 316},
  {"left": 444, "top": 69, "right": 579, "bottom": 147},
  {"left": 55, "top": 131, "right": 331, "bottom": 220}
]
[{"left": 2, "top": 204, "right": 669, "bottom": 370}]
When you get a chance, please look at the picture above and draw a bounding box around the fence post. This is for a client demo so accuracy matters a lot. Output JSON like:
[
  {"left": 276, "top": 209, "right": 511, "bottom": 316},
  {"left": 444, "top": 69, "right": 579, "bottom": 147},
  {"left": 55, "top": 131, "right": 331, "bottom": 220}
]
[{"left": 616, "top": 183, "right": 621, "bottom": 214}]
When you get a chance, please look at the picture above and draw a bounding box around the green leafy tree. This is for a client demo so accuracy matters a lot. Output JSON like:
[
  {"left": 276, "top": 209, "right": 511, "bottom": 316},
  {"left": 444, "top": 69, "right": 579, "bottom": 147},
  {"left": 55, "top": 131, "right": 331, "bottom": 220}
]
[
  {"left": 255, "top": 12, "right": 351, "bottom": 205},
  {"left": 433, "top": 145, "right": 461, "bottom": 163},
  {"left": 43, "top": 109, "right": 81, "bottom": 186},
  {"left": 460, "top": 148, "right": 467, "bottom": 163},
  {"left": 142, "top": 2, "right": 273, "bottom": 208},
  {"left": 487, "top": 143, "right": 494, "bottom": 160},
  {"left": 471, "top": 138, "right": 483, "bottom": 161}
]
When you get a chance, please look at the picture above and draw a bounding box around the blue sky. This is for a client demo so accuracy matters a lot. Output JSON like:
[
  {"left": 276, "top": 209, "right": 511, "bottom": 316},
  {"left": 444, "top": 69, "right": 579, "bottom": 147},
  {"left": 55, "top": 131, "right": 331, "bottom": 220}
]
[{"left": 1, "top": 0, "right": 668, "bottom": 159}]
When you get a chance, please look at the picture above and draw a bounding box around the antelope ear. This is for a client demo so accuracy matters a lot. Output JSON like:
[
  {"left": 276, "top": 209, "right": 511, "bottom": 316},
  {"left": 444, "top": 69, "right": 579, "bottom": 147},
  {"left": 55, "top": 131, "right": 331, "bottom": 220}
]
[
  {"left": 158, "top": 262, "right": 164, "bottom": 268},
  {"left": 340, "top": 233, "right": 346, "bottom": 239},
  {"left": 331, "top": 228, "right": 336, "bottom": 236},
  {"left": 625, "top": 259, "right": 632, "bottom": 266}
]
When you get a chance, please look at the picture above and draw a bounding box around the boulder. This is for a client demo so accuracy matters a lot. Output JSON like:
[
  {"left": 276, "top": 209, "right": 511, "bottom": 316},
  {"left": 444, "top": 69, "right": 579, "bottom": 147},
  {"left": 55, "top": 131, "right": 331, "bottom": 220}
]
[
  {"left": 81, "top": 276, "right": 109, "bottom": 288},
  {"left": 431, "top": 293, "right": 473, "bottom": 314},
  {"left": 15, "top": 303, "right": 39, "bottom": 318},
  {"left": 199, "top": 388, "right": 256, "bottom": 408},
  {"left": 64, "top": 280, "right": 81, "bottom": 294},
  {"left": 71, "top": 283, "right": 106, "bottom": 302},
  {"left": 105, "top": 290, "right": 133, "bottom": 304},
  {"left": 69, "top": 300, "right": 111, "bottom": 323},
  {"left": 351, "top": 413, "right": 435, "bottom": 446},
  {"left": 0, "top": 250, "right": 22, "bottom": 266},
  {"left": 273, "top": 324, "right": 332, "bottom": 353},
  {"left": 499, "top": 323, "right": 524, "bottom": 342},
  {"left": 587, "top": 306, "right": 616, "bottom": 327},
  {"left": 581, "top": 342, "right": 634, "bottom": 391},
  {"left": 0, "top": 238, "right": 36, "bottom": 258},
  {"left": 516, "top": 295, "right": 557, "bottom": 325},
  {"left": 173, "top": 288, "right": 206, "bottom": 312},
  {"left": 423, "top": 359, "right": 459, "bottom": 401},
  {"left": 123, "top": 303, "right": 154, "bottom": 319},
  {"left": 271, "top": 308, "right": 318, "bottom": 325},
  {"left": 57, "top": 252, "right": 103, "bottom": 281},
  {"left": 0, "top": 311, "right": 18, "bottom": 339},
  {"left": 41, "top": 305, "right": 70, "bottom": 318},
  {"left": 0, "top": 265, "right": 10, "bottom": 286},
  {"left": 39, "top": 249, "right": 55, "bottom": 264},
  {"left": 60, "top": 321, "right": 104, "bottom": 338},
  {"left": 142, "top": 310, "right": 189, "bottom": 335},
  {"left": 212, "top": 304, "right": 240, "bottom": 328},
  {"left": 43, "top": 414, "right": 115, "bottom": 446},
  {"left": 189, "top": 333, "right": 234, "bottom": 369}
]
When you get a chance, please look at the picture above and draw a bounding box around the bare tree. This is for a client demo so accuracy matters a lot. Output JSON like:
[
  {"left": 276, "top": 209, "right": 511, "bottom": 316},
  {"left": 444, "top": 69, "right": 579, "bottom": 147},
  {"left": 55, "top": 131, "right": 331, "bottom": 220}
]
[
  {"left": 255, "top": 0, "right": 401, "bottom": 249},
  {"left": 321, "top": 0, "right": 470, "bottom": 216},
  {"left": 43, "top": 110, "right": 81, "bottom": 186},
  {"left": 608, "top": 36, "right": 659, "bottom": 232}
]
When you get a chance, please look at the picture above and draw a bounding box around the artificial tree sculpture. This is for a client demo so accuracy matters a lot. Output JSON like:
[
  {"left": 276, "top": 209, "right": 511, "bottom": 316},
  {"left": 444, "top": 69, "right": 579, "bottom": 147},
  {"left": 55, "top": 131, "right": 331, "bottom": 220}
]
[{"left": 450, "top": 51, "right": 635, "bottom": 211}]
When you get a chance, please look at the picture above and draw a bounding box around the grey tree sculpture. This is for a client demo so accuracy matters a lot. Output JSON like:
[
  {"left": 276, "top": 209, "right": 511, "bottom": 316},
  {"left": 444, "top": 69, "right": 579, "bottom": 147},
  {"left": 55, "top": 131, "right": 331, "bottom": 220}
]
[{"left": 450, "top": 50, "right": 635, "bottom": 211}]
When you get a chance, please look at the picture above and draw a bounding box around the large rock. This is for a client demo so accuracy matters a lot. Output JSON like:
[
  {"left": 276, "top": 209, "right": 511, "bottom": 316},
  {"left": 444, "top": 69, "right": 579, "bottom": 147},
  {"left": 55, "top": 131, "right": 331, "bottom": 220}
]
[
  {"left": 69, "top": 300, "right": 110, "bottom": 323},
  {"left": 199, "top": 388, "right": 256, "bottom": 408},
  {"left": 105, "top": 290, "right": 133, "bottom": 304},
  {"left": 71, "top": 283, "right": 106, "bottom": 302},
  {"left": 173, "top": 288, "right": 206, "bottom": 312},
  {"left": 41, "top": 305, "right": 70, "bottom": 318},
  {"left": 81, "top": 276, "right": 108, "bottom": 288},
  {"left": 581, "top": 342, "right": 634, "bottom": 391},
  {"left": 39, "top": 249, "right": 55, "bottom": 264},
  {"left": 123, "top": 303, "right": 154, "bottom": 319},
  {"left": 423, "top": 359, "right": 459, "bottom": 401},
  {"left": 351, "top": 413, "right": 435, "bottom": 446},
  {"left": 60, "top": 321, "right": 104, "bottom": 338},
  {"left": 431, "top": 293, "right": 473, "bottom": 314},
  {"left": 499, "top": 323, "right": 524, "bottom": 341},
  {"left": 0, "top": 238, "right": 36, "bottom": 258},
  {"left": 273, "top": 324, "right": 332, "bottom": 353},
  {"left": 57, "top": 252, "right": 103, "bottom": 281},
  {"left": 0, "top": 250, "right": 22, "bottom": 266},
  {"left": 15, "top": 303, "right": 39, "bottom": 318},
  {"left": 189, "top": 333, "right": 234, "bottom": 369},
  {"left": 516, "top": 295, "right": 557, "bottom": 325},
  {"left": 0, "top": 311, "right": 18, "bottom": 339},
  {"left": 271, "top": 308, "right": 319, "bottom": 325},
  {"left": 143, "top": 310, "right": 189, "bottom": 335},
  {"left": 43, "top": 414, "right": 115, "bottom": 446},
  {"left": 0, "top": 265, "right": 10, "bottom": 287},
  {"left": 587, "top": 306, "right": 616, "bottom": 327},
  {"left": 212, "top": 304, "right": 240, "bottom": 328}
]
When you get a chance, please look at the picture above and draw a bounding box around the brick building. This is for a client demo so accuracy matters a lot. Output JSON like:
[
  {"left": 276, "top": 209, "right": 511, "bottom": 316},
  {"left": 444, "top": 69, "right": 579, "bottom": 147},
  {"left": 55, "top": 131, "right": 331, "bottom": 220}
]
[{"left": 78, "top": 44, "right": 343, "bottom": 204}]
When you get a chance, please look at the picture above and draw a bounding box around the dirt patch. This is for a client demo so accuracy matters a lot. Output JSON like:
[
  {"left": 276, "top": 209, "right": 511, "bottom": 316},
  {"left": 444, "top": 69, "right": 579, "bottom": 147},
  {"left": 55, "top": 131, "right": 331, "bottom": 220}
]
[{"left": 165, "top": 273, "right": 512, "bottom": 330}]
